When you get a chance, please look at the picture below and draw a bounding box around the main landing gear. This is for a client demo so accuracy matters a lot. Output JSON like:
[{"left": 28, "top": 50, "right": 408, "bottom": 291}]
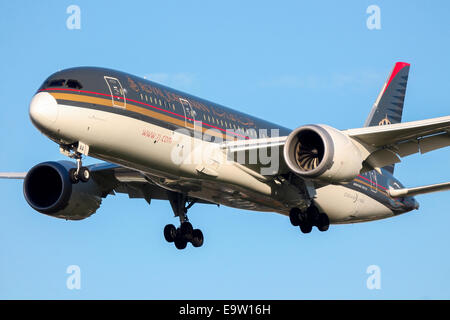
[
  {"left": 289, "top": 205, "right": 330, "bottom": 233},
  {"left": 164, "top": 192, "right": 204, "bottom": 250}
]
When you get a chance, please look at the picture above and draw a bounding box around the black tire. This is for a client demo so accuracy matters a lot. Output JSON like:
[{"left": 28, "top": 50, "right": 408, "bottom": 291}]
[
  {"left": 299, "top": 210, "right": 308, "bottom": 224},
  {"left": 192, "top": 229, "right": 204, "bottom": 248},
  {"left": 79, "top": 167, "right": 90, "bottom": 182},
  {"left": 299, "top": 222, "right": 313, "bottom": 234},
  {"left": 306, "top": 205, "right": 320, "bottom": 226},
  {"left": 180, "top": 221, "right": 193, "bottom": 240},
  {"left": 174, "top": 235, "right": 188, "bottom": 250},
  {"left": 163, "top": 224, "right": 177, "bottom": 243},
  {"left": 69, "top": 168, "right": 79, "bottom": 184},
  {"left": 317, "top": 213, "right": 330, "bottom": 232},
  {"left": 289, "top": 208, "right": 301, "bottom": 226}
]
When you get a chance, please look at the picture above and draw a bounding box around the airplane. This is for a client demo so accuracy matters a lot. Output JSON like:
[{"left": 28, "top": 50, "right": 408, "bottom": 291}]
[{"left": 1, "top": 62, "right": 449, "bottom": 250}]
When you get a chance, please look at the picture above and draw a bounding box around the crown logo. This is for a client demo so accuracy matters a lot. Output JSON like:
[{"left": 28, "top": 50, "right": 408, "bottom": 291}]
[{"left": 378, "top": 115, "right": 391, "bottom": 126}]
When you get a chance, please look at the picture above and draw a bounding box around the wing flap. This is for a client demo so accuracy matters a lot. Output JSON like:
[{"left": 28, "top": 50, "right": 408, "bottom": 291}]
[{"left": 418, "top": 132, "right": 450, "bottom": 154}]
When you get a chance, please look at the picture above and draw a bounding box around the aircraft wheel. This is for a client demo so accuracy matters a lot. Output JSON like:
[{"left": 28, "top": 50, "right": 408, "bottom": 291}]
[
  {"left": 164, "top": 224, "right": 177, "bottom": 243},
  {"left": 180, "top": 221, "right": 193, "bottom": 241},
  {"left": 306, "top": 205, "right": 320, "bottom": 226},
  {"left": 289, "top": 208, "right": 301, "bottom": 226},
  {"left": 69, "top": 168, "right": 79, "bottom": 184},
  {"left": 192, "top": 229, "right": 204, "bottom": 248},
  {"left": 299, "top": 222, "right": 313, "bottom": 234},
  {"left": 79, "top": 167, "right": 90, "bottom": 182},
  {"left": 317, "top": 213, "right": 330, "bottom": 232},
  {"left": 174, "top": 235, "right": 188, "bottom": 250}
]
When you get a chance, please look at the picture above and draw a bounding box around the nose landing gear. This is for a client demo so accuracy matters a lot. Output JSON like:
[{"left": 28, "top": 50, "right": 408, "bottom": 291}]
[
  {"left": 68, "top": 156, "right": 90, "bottom": 183},
  {"left": 60, "top": 143, "right": 91, "bottom": 184}
]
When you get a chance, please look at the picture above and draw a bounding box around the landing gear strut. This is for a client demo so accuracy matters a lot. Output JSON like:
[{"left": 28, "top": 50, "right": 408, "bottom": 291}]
[
  {"left": 164, "top": 192, "right": 204, "bottom": 250},
  {"left": 68, "top": 155, "right": 90, "bottom": 183},
  {"left": 289, "top": 205, "right": 330, "bottom": 234},
  {"left": 60, "top": 144, "right": 90, "bottom": 184}
]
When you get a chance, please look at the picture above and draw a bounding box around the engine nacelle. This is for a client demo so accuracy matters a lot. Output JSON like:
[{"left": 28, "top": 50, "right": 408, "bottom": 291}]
[
  {"left": 283, "top": 124, "right": 363, "bottom": 183},
  {"left": 23, "top": 161, "right": 103, "bottom": 220}
]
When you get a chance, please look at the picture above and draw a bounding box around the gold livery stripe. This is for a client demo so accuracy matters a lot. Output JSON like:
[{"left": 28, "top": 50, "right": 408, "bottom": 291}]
[{"left": 50, "top": 92, "right": 235, "bottom": 141}]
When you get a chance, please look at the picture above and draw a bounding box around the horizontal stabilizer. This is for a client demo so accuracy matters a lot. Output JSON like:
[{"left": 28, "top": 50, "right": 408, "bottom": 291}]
[{"left": 388, "top": 182, "right": 450, "bottom": 198}]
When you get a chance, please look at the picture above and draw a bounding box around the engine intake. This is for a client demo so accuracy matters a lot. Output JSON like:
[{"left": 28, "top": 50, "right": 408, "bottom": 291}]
[
  {"left": 24, "top": 161, "right": 72, "bottom": 214},
  {"left": 283, "top": 125, "right": 363, "bottom": 183},
  {"left": 23, "top": 161, "right": 102, "bottom": 220}
]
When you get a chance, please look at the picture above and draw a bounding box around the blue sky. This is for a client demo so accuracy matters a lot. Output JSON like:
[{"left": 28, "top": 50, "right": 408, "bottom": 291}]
[{"left": 0, "top": 0, "right": 449, "bottom": 299}]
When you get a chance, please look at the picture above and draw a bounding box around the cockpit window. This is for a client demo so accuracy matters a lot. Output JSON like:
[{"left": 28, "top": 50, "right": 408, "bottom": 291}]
[
  {"left": 48, "top": 79, "right": 66, "bottom": 87},
  {"left": 40, "top": 78, "right": 83, "bottom": 90},
  {"left": 66, "top": 79, "right": 83, "bottom": 89}
]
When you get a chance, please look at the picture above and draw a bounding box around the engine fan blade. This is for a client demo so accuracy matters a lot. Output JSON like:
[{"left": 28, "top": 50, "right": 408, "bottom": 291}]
[{"left": 296, "top": 144, "right": 320, "bottom": 171}]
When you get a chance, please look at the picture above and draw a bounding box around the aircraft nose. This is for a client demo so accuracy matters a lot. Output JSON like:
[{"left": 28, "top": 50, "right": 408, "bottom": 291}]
[{"left": 29, "top": 92, "right": 58, "bottom": 131}]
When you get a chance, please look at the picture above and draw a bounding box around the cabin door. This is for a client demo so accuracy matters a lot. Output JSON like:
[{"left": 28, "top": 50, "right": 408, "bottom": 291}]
[
  {"left": 104, "top": 76, "right": 126, "bottom": 108},
  {"left": 180, "top": 98, "right": 196, "bottom": 131}
]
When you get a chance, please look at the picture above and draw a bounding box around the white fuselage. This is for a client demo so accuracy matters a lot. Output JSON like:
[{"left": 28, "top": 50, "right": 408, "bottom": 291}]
[{"left": 30, "top": 91, "right": 400, "bottom": 224}]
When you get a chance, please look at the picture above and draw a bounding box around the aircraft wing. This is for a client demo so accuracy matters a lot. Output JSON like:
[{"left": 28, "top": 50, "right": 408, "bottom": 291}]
[
  {"left": 88, "top": 163, "right": 170, "bottom": 203},
  {"left": 344, "top": 115, "right": 450, "bottom": 155},
  {"left": 0, "top": 162, "right": 212, "bottom": 204},
  {"left": 0, "top": 172, "right": 27, "bottom": 179},
  {"left": 0, "top": 162, "right": 165, "bottom": 202},
  {"left": 222, "top": 115, "right": 450, "bottom": 175},
  {"left": 389, "top": 181, "right": 450, "bottom": 198}
]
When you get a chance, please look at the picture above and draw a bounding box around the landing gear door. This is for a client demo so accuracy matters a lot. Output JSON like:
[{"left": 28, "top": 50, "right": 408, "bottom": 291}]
[{"left": 104, "top": 76, "right": 126, "bottom": 108}]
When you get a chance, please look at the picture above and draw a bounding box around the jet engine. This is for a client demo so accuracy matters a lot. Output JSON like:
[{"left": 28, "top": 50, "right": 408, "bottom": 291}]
[
  {"left": 283, "top": 125, "right": 363, "bottom": 183},
  {"left": 23, "top": 161, "right": 103, "bottom": 220}
]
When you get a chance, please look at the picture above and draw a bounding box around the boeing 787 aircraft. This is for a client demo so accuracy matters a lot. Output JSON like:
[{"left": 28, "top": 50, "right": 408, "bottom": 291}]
[{"left": 1, "top": 62, "right": 449, "bottom": 249}]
